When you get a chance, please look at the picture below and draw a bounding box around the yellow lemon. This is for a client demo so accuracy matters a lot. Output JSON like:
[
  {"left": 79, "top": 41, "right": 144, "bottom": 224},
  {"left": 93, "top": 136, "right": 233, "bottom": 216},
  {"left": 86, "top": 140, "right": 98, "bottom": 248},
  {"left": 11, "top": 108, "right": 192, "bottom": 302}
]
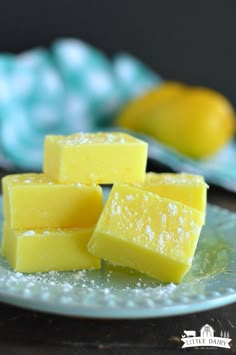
[
  {"left": 143, "top": 87, "right": 235, "bottom": 158},
  {"left": 117, "top": 81, "right": 186, "bottom": 131},
  {"left": 117, "top": 83, "right": 235, "bottom": 159}
]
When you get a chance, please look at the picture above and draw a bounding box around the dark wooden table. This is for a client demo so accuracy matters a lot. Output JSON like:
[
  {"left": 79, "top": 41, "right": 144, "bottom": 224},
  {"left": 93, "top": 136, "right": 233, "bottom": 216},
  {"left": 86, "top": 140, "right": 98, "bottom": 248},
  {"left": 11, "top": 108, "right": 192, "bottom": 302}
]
[{"left": 0, "top": 169, "right": 235, "bottom": 355}]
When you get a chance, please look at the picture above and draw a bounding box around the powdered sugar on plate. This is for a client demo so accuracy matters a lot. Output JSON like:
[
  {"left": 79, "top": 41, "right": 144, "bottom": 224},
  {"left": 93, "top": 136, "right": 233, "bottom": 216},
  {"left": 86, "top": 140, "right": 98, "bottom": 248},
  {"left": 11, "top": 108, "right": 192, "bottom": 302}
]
[
  {"left": 0, "top": 256, "right": 178, "bottom": 310},
  {"left": 0, "top": 200, "right": 235, "bottom": 318}
]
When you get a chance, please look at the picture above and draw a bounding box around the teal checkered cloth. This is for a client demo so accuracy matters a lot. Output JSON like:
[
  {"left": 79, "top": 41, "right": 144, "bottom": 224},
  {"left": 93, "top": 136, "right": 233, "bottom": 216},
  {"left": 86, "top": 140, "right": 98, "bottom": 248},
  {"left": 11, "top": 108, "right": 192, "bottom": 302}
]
[
  {"left": 0, "top": 38, "right": 235, "bottom": 192},
  {"left": 0, "top": 39, "right": 161, "bottom": 169},
  {"left": 144, "top": 134, "right": 236, "bottom": 193}
]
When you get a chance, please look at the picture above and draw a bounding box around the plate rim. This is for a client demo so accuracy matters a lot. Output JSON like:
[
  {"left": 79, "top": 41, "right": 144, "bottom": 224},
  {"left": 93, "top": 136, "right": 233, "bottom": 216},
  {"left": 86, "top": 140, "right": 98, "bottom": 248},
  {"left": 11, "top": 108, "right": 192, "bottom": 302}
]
[{"left": 0, "top": 287, "right": 235, "bottom": 319}]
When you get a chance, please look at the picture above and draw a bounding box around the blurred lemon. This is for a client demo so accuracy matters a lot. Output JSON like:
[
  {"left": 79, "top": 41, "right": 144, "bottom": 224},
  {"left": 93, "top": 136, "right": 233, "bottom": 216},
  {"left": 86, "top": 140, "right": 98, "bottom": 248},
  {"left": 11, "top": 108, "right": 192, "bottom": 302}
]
[
  {"left": 117, "top": 82, "right": 186, "bottom": 131},
  {"left": 117, "top": 82, "right": 235, "bottom": 159}
]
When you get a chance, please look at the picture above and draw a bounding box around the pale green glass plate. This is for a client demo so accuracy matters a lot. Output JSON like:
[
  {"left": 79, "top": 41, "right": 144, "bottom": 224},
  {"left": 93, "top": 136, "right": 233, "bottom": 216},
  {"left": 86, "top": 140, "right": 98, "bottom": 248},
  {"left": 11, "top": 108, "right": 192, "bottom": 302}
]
[{"left": 0, "top": 199, "right": 235, "bottom": 319}]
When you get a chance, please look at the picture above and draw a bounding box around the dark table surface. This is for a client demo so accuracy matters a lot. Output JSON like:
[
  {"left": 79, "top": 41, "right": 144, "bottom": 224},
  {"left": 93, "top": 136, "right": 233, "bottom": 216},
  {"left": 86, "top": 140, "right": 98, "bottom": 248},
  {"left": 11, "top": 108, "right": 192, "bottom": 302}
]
[{"left": 0, "top": 168, "right": 235, "bottom": 355}]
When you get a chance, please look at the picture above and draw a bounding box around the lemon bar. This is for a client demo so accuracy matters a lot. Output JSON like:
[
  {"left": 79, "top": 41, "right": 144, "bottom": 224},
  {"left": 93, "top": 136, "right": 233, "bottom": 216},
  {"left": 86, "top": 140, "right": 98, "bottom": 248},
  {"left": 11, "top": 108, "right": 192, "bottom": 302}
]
[
  {"left": 43, "top": 132, "right": 148, "bottom": 184},
  {"left": 88, "top": 183, "right": 205, "bottom": 283},
  {"left": 2, "top": 222, "right": 100, "bottom": 273},
  {"left": 140, "top": 172, "right": 208, "bottom": 213},
  {"left": 2, "top": 173, "right": 103, "bottom": 229}
]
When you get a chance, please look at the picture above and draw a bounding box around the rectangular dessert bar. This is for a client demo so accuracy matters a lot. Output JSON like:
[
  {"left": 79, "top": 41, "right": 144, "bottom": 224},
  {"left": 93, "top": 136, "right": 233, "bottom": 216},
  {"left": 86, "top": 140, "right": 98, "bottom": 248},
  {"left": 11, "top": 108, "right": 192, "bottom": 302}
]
[
  {"left": 2, "top": 222, "right": 100, "bottom": 273},
  {"left": 140, "top": 172, "right": 208, "bottom": 214},
  {"left": 43, "top": 132, "right": 148, "bottom": 184},
  {"left": 88, "top": 183, "right": 205, "bottom": 283},
  {"left": 2, "top": 173, "right": 103, "bottom": 229}
]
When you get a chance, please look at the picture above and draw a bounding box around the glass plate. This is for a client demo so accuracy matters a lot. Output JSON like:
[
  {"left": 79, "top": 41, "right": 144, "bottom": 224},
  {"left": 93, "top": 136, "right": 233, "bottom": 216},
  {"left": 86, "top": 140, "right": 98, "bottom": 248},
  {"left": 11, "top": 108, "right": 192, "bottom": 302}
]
[{"left": 0, "top": 199, "right": 235, "bottom": 319}]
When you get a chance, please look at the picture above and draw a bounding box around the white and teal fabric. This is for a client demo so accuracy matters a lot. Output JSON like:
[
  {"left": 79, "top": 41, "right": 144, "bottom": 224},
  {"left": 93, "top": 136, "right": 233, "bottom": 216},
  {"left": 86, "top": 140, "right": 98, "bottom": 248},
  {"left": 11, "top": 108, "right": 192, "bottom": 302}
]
[
  {"left": 0, "top": 38, "right": 235, "bottom": 192},
  {"left": 143, "top": 134, "right": 236, "bottom": 193},
  {"left": 0, "top": 38, "right": 161, "bottom": 169}
]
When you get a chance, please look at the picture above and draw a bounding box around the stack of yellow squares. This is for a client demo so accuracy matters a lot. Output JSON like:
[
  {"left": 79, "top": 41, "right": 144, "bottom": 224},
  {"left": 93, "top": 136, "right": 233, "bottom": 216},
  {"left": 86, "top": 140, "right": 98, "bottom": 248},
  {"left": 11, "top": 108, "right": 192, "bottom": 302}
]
[
  {"left": 1, "top": 131, "right": 208, "bottom": 283},
  {"left": 2, "top": 132, "right": 148, "bottom": 273},
  {"left": 2, "top": 173, "right": 103, "bottom": 273}
]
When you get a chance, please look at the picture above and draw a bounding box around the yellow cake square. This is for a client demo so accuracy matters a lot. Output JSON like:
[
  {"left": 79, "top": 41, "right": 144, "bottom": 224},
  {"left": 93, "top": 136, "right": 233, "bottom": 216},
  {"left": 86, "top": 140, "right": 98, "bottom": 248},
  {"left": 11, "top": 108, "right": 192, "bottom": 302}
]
[
  {"left": 88, "top": 183, "right": 205, "bottom": 283},
  {"left": 140, "top": 172, "right": 208, "bottom": 213},
  {"left": 2, "top": 173, "right": 103, "bottom": 229},
  {"left": 43, "top": 132, "right": 148, "bottom": 184},
  {"left": 2, "top": 222, "right": 100, "bottom": 273}
]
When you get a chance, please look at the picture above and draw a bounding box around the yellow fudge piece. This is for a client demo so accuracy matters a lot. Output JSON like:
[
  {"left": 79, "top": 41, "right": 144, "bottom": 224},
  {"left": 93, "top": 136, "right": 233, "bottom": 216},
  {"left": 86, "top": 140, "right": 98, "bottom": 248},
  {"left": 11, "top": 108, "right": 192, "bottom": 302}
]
[
  {"left": 2, "top": 222, "right": 100, "bottom": 273},
  {"left": 43, "top": 132, "right": 148, "bottom": 184},
  {"left": 2, "top": 173, "right": 103, "bottom": 229},
  {"left": 88, "top": 183, "right": 205, "bottom": 283},
  {"left": 140, "top": 172, "right": 208, "bottom": 213}
]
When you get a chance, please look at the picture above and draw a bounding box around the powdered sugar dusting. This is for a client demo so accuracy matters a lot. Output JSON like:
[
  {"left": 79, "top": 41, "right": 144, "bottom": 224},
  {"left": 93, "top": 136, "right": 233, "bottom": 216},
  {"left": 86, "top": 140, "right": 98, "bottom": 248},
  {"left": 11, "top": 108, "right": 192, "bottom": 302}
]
[
  {"left": 111, "top": 199, "right": 122, "bottom": 216},
  {"left": 146, "top": 225, "right": 154, "bottom": 241},
  {"left": 0, "top": 261, "right": 178, "bottom": 310},
  {"left": 7, "top": 173, "right": 54, "bottom": 185},
  {"left": 23, "top": 230, "right": 35, "bottom": 236},
  {"left": 157, "top": 232, "right": 168, "bottom": 254},
  {"left": 146, "top": 172, "right": 205, "bottom": 186},
  {"left": 57, "top": 132, "right": 137, "bottom": 146},
  {"left": 168, "top": 203, "right": 178, "bottom": 216},
  {"left": 102, "top": 184, "right": 203, "bottom": 266},
  {"left": 161, "top": 214, "right": 167, "bottom": 223}
]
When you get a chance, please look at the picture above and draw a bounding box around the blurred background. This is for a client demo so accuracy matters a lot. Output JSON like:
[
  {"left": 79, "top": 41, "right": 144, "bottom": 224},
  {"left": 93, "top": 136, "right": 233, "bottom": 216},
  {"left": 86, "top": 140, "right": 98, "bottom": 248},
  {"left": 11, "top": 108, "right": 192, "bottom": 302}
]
[
  {"left": 0, "top": 0, "right": 235, "bottom": 103},
  {"left": 0, "top": 0, "right": 235, "bottom": 191}
]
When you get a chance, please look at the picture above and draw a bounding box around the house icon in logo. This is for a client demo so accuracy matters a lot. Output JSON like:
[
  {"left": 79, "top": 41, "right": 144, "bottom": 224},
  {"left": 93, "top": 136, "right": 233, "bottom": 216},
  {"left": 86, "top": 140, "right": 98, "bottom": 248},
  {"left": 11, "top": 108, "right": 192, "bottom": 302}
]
[
  {"left": 200, "top": 324, "right": 214, "bottom": 338},
  {"left": 181, "top": 323, "right": 231, "bottom": 349}
]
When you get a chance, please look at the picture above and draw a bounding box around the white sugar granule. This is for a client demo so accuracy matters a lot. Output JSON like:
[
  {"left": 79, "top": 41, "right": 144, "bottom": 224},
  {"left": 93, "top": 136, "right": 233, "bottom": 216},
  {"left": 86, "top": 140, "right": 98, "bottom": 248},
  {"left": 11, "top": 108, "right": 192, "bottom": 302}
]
[
  {"left": 116, "top": 205, "right": 121, "bottom": 215},
  {"left": 161, "top": 214, "right": 166, "bottom": 223},
  {"left": 158, "top": 233, "right": 165, "bottom": 253},
  {"left": 24, "top": 230, "right": 35, "bottom": 236},
  {"left": 126, "top": 194, "right": 134, "bottom": 201},
  {"left": 24, "top": 179, "right": 32, "bottom": 183},
  {"left": 74, "top": 270, "right": 87, "bottom": 280},
  {"left": 124, "top": 206, "right": 132, "bottom": 216},
  {"left": 168, "top": 203, "right": 178, "bottom": 216},
  {"left": 157, "top": 231, "right": 171, "bottom": 254},
  {"left": 63, "top": 283, "right": 73, "bottom": 292},
  {"left": 15, "top": 272, "right": 23, "bottom": 278},
  {"left": 146, "top": 225, "right": 154, "bottom": 241},
  {"left": 136, "top": 220, "right": 144, "bottom": 231},
  {"left": 177, "top": 227, "right": 183, "bottom": 235},
  {"left": 111, "top": 199, "right": 121, "bottom": 216}
]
